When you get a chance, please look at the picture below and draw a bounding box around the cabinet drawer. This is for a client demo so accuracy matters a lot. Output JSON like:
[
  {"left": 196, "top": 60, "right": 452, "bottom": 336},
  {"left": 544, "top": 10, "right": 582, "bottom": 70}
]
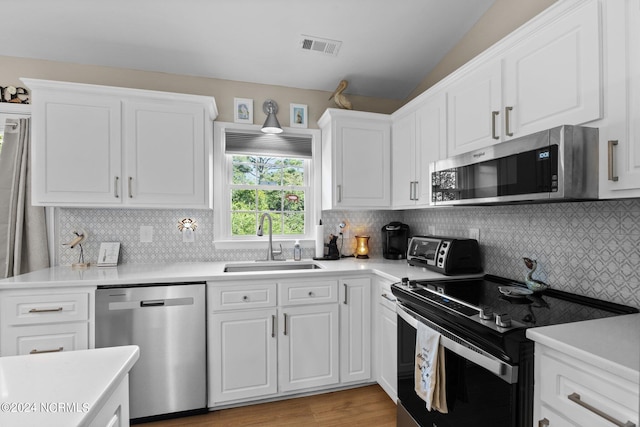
[
  {"left": 209, "top": 283, "right": 277, "bottom": 311},
  {"left": 3, "top": 322, "right": 89, "bottom": 356},
  {"left": 278, "top": 280, "right": 338, "bottom": 306},
  {"left": 1, "top": 293, "right": 90, "bottom": 325},
  {"left": 539, "top": 348, "right": 638, "bottom": 427}
]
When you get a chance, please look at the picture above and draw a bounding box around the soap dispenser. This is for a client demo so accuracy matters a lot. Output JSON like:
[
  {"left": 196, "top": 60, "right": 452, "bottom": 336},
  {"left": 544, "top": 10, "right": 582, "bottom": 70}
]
[{"left": 293, "top": 240, "right": 301, "bottom": 261}]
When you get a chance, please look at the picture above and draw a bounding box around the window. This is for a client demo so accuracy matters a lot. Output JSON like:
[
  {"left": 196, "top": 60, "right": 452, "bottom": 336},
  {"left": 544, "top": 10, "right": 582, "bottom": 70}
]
[
  {"left": 229, "top": 155, "right": 307, "bottom": 236},
  {"left": 214, "top": 122, "right": 321, "bottom": 246}
]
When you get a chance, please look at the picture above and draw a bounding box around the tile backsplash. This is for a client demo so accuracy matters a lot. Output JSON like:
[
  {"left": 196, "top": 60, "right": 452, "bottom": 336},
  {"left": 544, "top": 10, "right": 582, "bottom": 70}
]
[{"left": 55, "top": 199, "right": 640, "bottom": 308}]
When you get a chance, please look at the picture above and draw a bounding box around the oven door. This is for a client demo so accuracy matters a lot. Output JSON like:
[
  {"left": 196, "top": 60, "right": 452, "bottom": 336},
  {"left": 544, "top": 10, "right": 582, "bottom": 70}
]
[{"left": 396, "top": 304, "right": 524, "bottom": 427}]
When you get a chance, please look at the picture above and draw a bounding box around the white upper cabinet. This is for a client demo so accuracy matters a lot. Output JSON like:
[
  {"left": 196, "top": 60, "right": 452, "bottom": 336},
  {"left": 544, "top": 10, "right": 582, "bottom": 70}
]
[
  {"left": 597, "top": 0, "right": 640, "bottom": 197},
  {"left": 318, "top": 109, "right": 391, "bottom": 209},
  {"left": 29, "top": 89, "right": 123, "bottom": 205},
  {"left": 502, "top": 0, "right": 601, "bottom": 140},
  {"left": 23, "top": 79, "right": 217, "bottom": 208},
  {"left": 123, "top": 100, "right": 208, "bottom": 207},
  {"left": 392, "top": 91, "right": 447, "bottom": 208},
  {"left": 443, "top": 0, "right": 601, "bottom": 158},
  {"left": 446, "top": 61, "right": 502, "bottom": 156}
]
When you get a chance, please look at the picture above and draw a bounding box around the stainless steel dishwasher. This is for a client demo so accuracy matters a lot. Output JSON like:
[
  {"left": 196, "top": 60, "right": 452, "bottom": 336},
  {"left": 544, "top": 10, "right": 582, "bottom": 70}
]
[{"left": 95, "top": 283, "right": 206, "bottom": 420}]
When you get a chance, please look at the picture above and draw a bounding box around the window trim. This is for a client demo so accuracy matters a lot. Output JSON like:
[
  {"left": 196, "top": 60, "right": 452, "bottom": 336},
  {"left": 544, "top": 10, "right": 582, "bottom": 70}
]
[{"left": 213, "top": 122, "right": 321, "bottom": 249}]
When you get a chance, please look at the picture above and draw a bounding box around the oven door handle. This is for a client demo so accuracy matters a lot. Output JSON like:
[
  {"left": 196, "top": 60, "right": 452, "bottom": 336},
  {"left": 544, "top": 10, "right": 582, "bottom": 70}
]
[{"left": 397, "top": 304, "right": 518, "bottom": 384}]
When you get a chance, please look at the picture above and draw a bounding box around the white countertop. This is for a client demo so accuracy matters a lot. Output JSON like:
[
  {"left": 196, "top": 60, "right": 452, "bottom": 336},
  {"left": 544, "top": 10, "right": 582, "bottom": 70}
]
[
  {"left": 526, "top": 313, "right": 640, "bottom": 383},
  {"left": 0, "top": 257, "right": 477, "bottom": 290},
  {"left": 0, "top": 345, "right": 139, "bottom": 427}
]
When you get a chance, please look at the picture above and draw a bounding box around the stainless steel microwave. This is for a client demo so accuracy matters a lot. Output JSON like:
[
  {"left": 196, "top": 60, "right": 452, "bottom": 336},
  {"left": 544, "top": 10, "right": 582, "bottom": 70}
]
[{"left": 431, "top": 125, "right": 599, "bottom": 205}]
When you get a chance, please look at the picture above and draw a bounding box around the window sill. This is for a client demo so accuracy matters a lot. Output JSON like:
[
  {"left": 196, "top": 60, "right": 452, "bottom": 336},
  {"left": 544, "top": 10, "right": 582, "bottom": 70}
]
[{"left": 214, "top": 238, "right": 316, "bottom": 250}]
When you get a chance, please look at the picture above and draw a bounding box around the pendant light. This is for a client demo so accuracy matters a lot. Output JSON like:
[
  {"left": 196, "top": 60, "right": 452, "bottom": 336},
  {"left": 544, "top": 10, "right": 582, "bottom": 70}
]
[{"left": 261, "top": 99, "right": 283, "bottom": 134}]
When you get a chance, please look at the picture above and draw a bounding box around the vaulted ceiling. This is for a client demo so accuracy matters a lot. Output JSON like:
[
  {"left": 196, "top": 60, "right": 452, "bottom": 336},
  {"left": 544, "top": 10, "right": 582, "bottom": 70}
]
[{"left": 1, "top": 0, "right": 495, "bottom": 99}]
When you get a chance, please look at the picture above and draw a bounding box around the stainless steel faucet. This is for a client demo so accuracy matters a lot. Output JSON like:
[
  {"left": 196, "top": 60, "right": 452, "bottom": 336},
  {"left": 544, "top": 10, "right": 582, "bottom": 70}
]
[{"left": 257, "top": 212, "right": 283, "bottom": 261}]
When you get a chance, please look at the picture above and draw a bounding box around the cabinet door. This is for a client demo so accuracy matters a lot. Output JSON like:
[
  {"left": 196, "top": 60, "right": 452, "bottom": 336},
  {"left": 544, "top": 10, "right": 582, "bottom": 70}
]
[
  {"left": 123, "top": 100, "right": 209, "bottom": 208},
  {"left": 447, "top": 61, "right": 502, "bottom": 156},
  {"left": 334, "top": 117, "right": 391, "bottom": 208},
  {"left": 599, "top": 0, "right": 640, "bottom": 197},
  {"left": 391, "top": 112, "right": 417, "bottom": 208},
  {"left": 88, "top": 374, "right": 130, "bottom": 427},
  {"left": 30, "top": 90, "right": 122, "bottom": 206},
  {"left": 339, "top": 278, "right": 371, "bottom": 383},
  {"left": 378, "top": 304, "right": 397, "bottom": 401},
  {"left": 503, "top": 0, "right": 601, "bottom": 140},
  {"left": 209, "top": 309, "right": 277, "bottom": 405},
  {"left": 279, "top": 304, "right": 339, "bottom": 392},
  {"left": 415, "top": 92, "right": 447, "bottom": 206}
]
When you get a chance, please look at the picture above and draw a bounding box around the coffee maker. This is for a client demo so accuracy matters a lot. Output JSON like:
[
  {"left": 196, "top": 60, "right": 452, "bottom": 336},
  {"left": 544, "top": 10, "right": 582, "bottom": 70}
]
[{"left": 381, "top": 222, "right": 410, "bottom": 259}]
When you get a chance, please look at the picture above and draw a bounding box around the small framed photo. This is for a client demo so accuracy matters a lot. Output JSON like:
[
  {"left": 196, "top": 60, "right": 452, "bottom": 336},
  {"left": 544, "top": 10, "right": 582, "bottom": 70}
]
[
  {"left": 290, "top": 103, "right": 308, "bottom": 128},
  {"left": 234, "top": 98, "right": 253, "bottom": 124}
]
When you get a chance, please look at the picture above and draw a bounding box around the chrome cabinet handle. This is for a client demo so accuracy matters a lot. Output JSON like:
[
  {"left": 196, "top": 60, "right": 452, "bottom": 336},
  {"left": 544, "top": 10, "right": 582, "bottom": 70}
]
[
  {"left": 128, "top": 177, "right": 133, "bottom": 198},
  {"left": 381, "top": 293, "right": 396, "bottom": 303},
  {"left": 491, "top": 111, "right": 500, "bottom": 140},
  {"left": 538, "top": 418, "right": 549, "bottom": 427},
  {"left": 568, "top": 393, "right": 635, "bottom": 427},
  {"left": 114, "top": 176, "right": 120, "bottom": 198},
  {"left": 271, "top": 314, "right": 276, "bottom": 338},
  {"left": 283, "top": 313, "right": 288, "bottom": 336},
  {"left": 505, "top": 106, "right": 513, "bottom": 137},
  {"left": 343, "top": 283, "right": 348, "bottom": 305},
  {"left": 608, "top": 140, "right": 619, "bottom": 182},
  {"left": 29, "top": 307, "right": 63, "bottom": 313},
  {"left": 337, "top": 185, "right": 342, "bottom": 203},
  {"left": 409, "top": 181, "right": 419, "bottom": 201},
  {"left": 30, "top": 346, "right": 64, "bottom": 354}
]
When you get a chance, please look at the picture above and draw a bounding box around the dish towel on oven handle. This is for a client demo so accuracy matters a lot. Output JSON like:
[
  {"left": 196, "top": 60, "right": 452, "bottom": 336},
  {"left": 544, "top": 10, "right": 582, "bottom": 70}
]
[{"left": 415, "top": 322, "right": 448, "bottom": 413}]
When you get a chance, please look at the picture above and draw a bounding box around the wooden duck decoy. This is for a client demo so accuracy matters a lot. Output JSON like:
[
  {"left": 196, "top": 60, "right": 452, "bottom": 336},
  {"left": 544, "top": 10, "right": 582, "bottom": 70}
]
[
  {"left": 523, "top": 257, "right": 550, "bottom": 292},
  {"left": 329, "top": 79, "right": 353, "bottom": 110}
]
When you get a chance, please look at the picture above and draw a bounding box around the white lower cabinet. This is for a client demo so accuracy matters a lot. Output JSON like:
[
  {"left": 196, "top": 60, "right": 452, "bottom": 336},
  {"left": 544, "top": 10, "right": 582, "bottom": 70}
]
[
  {"left": 376, "top": 278, "right": 397, "bottom": 402},
  {"left": 88, "top": 374, "right": 130, "bottom": 427},
  {"left": 0, "top": 288, "right": 94, "bottom": 356},
  {"left": 279, "top": 303, "right": 340, "bottom": 392},
  {"left": 533, "top": 343, "right": 639, "bottom": 427},
  {"left": 210, "top": 308, "right": 278, "bottom": 404},
  {"left": 208, "top": 278, "right": 349, "bottom": 407},
  {"left": 339, "top": 277, "right": 371, "bottom": 383}
]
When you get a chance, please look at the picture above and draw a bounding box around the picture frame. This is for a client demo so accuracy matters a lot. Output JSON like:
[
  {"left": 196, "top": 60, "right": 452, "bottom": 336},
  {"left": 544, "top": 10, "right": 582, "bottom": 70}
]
[
  {"left": 290, "top": 103, "right": 308, "bottom": 128},
  {"left": 234, "top": 98, "right": 253, "bottom": 124}
]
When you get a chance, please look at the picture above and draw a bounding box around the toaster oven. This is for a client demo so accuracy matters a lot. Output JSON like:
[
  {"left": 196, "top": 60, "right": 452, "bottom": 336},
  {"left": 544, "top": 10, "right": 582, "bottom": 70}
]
[{"left": 407, "top": 235, "right": 482, "bottom": 275}]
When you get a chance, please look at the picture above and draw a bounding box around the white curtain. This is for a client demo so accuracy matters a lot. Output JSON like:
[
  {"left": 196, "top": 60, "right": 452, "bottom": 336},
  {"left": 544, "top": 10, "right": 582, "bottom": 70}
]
[{"left": 0, "top": 118, "right": 49, "bottom": 278}]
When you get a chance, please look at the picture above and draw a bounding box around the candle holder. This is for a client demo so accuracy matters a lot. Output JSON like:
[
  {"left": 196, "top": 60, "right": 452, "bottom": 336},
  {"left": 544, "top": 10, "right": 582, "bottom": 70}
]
[{"left": 354, "top": 235, "right": 370, "bottom": 259}]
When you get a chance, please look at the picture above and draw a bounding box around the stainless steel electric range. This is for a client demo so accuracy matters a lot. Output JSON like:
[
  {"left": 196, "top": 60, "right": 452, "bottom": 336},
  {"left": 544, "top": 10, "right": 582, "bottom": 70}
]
[{"left": 391, "top": 275, "right": 638, "bottom": 427}]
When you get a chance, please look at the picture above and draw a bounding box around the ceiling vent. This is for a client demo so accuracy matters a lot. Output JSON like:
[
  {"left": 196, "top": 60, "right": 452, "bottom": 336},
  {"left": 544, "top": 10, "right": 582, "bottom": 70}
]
[{"left": 299, "top": 35, "right": 342, "bottom": 57}]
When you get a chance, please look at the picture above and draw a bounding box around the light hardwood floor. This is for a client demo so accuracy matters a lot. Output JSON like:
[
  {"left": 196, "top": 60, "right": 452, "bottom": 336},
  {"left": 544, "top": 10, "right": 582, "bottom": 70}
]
[{"left": 139, "top": 385, "right": 396, "bottom": 427}]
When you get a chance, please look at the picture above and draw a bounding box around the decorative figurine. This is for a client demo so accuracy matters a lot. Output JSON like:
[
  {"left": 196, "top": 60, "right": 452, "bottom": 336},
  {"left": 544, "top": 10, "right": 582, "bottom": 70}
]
[
  {"left": 329, "top": 80, "right": 353, "bottom": 110},
  {"left": 523, "top": 257, "right": 550, "bottom": 292}
]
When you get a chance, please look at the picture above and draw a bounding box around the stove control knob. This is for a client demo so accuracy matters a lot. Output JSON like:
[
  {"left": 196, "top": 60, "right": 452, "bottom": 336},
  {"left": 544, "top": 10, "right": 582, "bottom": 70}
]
[
  {"left": 479, "top": 306, "right": 494, "bottom": 320},
  {"left": 401, "top": 277, "right": 409, "bottom": 286},
  {"left": 496, "top": 313, "right": 512, "bottom": 328},
  {"left": 409, "top": 280, "right": 418, "bottom": 289}
]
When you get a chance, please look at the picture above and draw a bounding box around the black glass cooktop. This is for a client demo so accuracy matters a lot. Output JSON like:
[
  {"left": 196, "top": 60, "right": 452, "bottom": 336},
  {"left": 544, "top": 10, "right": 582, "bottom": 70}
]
[
  {"left": 393, "top": 274, "right": 637, "bottom": 330},
  {"left": 392, "top": 274, "right": 638, "bottom": 363}
]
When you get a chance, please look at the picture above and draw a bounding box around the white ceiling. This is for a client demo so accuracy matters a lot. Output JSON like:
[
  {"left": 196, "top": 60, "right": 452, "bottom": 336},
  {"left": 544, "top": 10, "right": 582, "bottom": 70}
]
[{"left": 1, "top": 0, "right": 495, "bottom": 100}]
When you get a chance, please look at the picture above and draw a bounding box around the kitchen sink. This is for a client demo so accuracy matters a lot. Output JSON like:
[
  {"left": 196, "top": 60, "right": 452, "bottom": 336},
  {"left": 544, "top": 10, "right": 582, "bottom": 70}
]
[{"left": 223, "top": 261, "right": 323, "bottom": 273}]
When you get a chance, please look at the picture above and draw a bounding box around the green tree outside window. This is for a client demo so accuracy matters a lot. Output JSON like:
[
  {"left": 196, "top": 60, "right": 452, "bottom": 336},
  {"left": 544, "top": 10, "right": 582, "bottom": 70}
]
[{"left": 230, "top": 155, "right": 306, "bottom": 236}]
